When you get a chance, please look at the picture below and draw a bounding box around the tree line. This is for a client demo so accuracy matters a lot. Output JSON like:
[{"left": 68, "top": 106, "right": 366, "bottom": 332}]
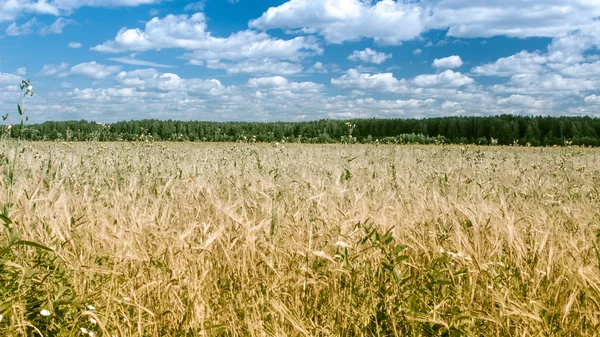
[{"left": 4, "top": 115, "right": 600, "bottom": 146}]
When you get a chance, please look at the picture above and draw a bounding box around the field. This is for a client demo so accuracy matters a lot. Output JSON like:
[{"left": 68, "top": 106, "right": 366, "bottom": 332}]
[{"left": 1, "top": 141, "right": 600, "bottom": 336}]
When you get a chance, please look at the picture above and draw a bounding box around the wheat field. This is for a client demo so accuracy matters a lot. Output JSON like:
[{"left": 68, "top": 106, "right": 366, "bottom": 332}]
[{"left": 1, "top": 141, "right": 600, "bottom": 336}]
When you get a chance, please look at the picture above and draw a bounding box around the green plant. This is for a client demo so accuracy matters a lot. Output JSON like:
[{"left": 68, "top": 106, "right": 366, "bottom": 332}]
[{"left": 0, "top": 81, "right": 88, "bottom": 337}]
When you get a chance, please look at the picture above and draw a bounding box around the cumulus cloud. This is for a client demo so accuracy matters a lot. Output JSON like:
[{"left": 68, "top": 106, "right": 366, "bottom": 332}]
[
  {"left": 348, "top": 48, "right": 392, "bottom": 64},
  {"left": 248, "top": 76, "right": 322, "bottom": 93},
  {"left": 497, "top": 94, "right": 553, "bottom": 108},
  {"left": 92, "top": 13, "right": 321, "bottom": 60},
  {"left": 202, "top": 59, "right": 304, "bottom": 75},
  {"left": 115, "top": 68, "right": 225, "bottom": 95},
  {"left": 250, "top": 0, "right": 600, "bottom": 44},
  {"left": 70, "top": 62, "right": 121, "bottom": 80},
  {"left": 331, "top": 69, "right": 407, "bottom": 92},
  {"left": 68, "top": 42, "right": 82, "bottom": 48},
  {"left": 492, "top": 73, "right": 598, "bottom": 95},
  {"left": 250, "top": 0, "right": 424, "bottom": 45},
  {"left": 91, "top": 13, "right": 320, "bottom": 75},
  {"left": 584, "top": 94, "right": 600, "bottom": 105},
  {"left": 0, "top": 0, "right": 163, "bottom": 23},
  {"left": 108, "top": 55, "right": 175, "bottom": 68},
  {"left": 5, "top": 18, "right": 37, "bottom": 36},
  {"left": 470, "top": 20, "right": 600, "bottom": 98},
  {"left": 307, "top": 62, "right": 327, "bottom": 73},
  {"left": 5, "top": 17, "right": 73, "bottom": 36},
  {"left": 413, "top": 70, "right": 474, "bottom": 87},
  {"left": 0, "top": 72, "right": 22, "bottom": 85},
  {"left": 38, "top": 63, "right": 70, "bottom": 77},
  {"left": 472, "top": 51, "right": 547, "bottom": 76},
  {"left": 432, "top": 55, "right": 463, "bottom": 69},
  {"left": 184, "top": 1, "right": 205, "bottom": 11},
  {"left": 39, "top": 17, "right": 73, "bottom": 34},
  {"left": 331, "top": 68, "right": 474, "bottom": 93}
]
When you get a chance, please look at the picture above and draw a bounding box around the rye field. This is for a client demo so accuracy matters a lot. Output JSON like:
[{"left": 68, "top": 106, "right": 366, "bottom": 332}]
[{"left": 1, "top": 141, "right": 600, "bottom": 336}]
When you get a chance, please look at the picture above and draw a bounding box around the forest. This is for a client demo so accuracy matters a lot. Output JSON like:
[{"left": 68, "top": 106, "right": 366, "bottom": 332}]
[{"left": 6, "top": 115, "right": 600, "bottom": 146}]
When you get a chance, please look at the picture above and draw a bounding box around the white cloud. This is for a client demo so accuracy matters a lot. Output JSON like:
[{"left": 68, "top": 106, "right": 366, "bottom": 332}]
[
  {"left": 413, "top": 70, "right": 474, "bottom": 88},
  {"left": 331, "top": 68, "right": 475, "bottom": 93},
  {"left": 250, "top": 0, "right": 600, "bottom": 44},
  {"left": 472, "top": 51, "right": 547, "bottom": 76},
  {"left": 584, "top": 94, "right": 600, "bottom": 105},
  {"left": 307, "top": 61, "right": 328, "bottom": 73},
  {"left": 180, "top": 34, "right": 320, "bottom": 63},
  {"left": 52, "top": 0, "right": 161, "bottom": 9},
  {"left": 248, "top": 76, "right": 322, "bottom": 93},
  {"left": 413, "top": 48, "right": 422, "bottom": 55},
  {"left": 38, "top": 63, "right": 69, "bottom": 77},
  {"left": 0, "top": 0, "right": 164, "bottom": 23},
  {"left": 67, "top": 87, "right": 136, "bottom": 101},
  {"left": 108, "top": 56, "right": 175, "bottom": 68},
  {"left": 70, "top": 62, "right": 121, "bottom": 80},
  {"left": 441, "top": 101, "right": 460, "bottom": 109},
  {"left": 203, "top": 59, "right": 303, "bottom": 75},
  {"left": 0, "top": 72, "right": 21, "bottom": 85},
  {"left": 0, "top": 1, "right": 59, "bottom": 23},
  {"left": 5, "top": 17, "right": 72, "bottom": 36},
  {"left": 250, "top": 0, "right": 425, "bottom": 45},
  {"left": 15, "top": 68, "right": 26, "bottom": 76},
  {"left": 248, "top": 76, "right": 289, "bottom": 88},
  {"left": 558, "top": 60, "right": 600, "bottom": 78},
  {"left": 92, "top": 13, "right": 320, "bottom": 75},
  {"left": 92, "top": 13, "right": 209, "bottom": 52},
  {"left": 497, "top": 94, "right": 553, "bottom": 109},
  {"left": 428, "top": 1, "right": 600, "bottom": 39},
  {"left": 92, "top": 13, "right": 320, "bottom": 59},
  {"left": 184, "top": 1, "right": 205, "bottom": 11},
  {"left": 331, "top": 69, "right": 406, "bottom": 92},
  {"left": 432, "top": 55, "right": 463, "bottom": 69},
  {"left": 348, "top": 48, "right": 391, "bottom": 64},
  {"left": 115, "top": 68, "right": 225, "bottom": 95},
  {"left": 5, "top": 18, "right": 37, "bottom": 36},
  {"left": 68, "top": 41, "right": 82, "bottom": 48},
  {"left": 39, "top": 17, "right": 73, "bottom": 35},
  {"left": 492, "top": 73, "right": 598, "bottom": 95}
]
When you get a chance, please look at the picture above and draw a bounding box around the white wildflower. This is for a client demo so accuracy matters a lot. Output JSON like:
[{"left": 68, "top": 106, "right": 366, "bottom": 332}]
[
  {"left": 123, "top": 297, "right": 131, "bottom": 302},
  {"left": 89, "top": 317, "right": 97, "bottom": 325},
  {"left": 27, "top": 85, "right": 33, "bottom": 92},
  {"left": 40, "top": 309, "right": 51, "bottom": 317},
  {"left": 0, "top": 314, "right": 3, "bottom": 322},
  {"left": 439, "top": 248, "right": 445, "bottom": 254},
  {"left": 80, "top": 327, "right": 89, "bottom": 334},
  {"left": 88, "top": 332, "right": 95, "bottom": 337},
  {"left": 87, "top": 305, "right": 95, "bottom": 311}
]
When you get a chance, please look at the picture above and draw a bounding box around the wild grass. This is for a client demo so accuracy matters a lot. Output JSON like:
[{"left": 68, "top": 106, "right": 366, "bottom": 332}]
[{"left": 1, "top": 141, "right": 600, "bottom": 336}]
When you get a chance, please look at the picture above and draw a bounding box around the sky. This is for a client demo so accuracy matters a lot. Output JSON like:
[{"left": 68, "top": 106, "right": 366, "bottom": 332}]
[{"left": 1, "top": 0, "right": 600, "bottom": 123}]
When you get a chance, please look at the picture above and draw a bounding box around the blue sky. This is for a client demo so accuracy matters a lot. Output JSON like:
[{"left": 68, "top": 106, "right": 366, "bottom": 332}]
[{"left": 1, "top": 0, "right": 600, "bottom": 123}]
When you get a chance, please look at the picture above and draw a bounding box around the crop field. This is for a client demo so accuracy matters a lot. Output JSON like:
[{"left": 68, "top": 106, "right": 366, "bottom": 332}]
[{"left": 1, "top": 141, "right": 600, "bottom": 336}]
